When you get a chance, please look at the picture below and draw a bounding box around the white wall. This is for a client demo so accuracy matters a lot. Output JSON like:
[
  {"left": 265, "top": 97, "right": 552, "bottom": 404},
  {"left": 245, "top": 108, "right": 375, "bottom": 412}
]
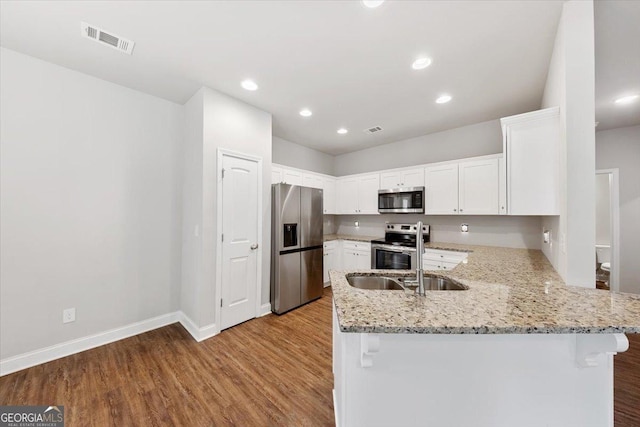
[
  {"left": 273, "top": 136, "right": 334, "bottom": 175},
  {"left": 540, "top": 0, "right": 596, "bottom": 287},
  {"left": 333, "top": 119, "right": 502, "bottom": 176},
  {"left": 596, "top": 125, "right": 640, "bottom": 294},
  {"left": 180, "top": 87, "right": 272, "bottom": 330},
  {"left": 180, "top": 90, "right": 204, "bottom": 325},
  {"left": 594, "top": 174, "right": 611, "bottom": 246},
  {"left": 0, "top": 48, "right": 184, "bottom": 359},
  {"left": 336, "top": 215, "right": 542, "bottom": 249}
]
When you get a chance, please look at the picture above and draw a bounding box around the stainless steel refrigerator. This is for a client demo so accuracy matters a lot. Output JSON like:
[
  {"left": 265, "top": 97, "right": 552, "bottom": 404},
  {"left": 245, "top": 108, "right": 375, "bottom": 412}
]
[{"left": 271, "top": 183, "right": 324, "bottom": 314}]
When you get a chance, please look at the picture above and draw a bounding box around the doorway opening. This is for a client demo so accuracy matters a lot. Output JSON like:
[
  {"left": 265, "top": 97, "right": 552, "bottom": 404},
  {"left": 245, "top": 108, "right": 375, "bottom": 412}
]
[{"left": 595, "top": 169, "right": 620, "bottom": 292}]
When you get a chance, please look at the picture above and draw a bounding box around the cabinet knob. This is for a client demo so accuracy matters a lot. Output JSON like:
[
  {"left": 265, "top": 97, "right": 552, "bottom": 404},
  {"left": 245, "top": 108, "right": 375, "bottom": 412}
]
[
  {"left": 460, "top": 209, "right": 463, "bottom": 212},
  {"left": 453, "top": 209, "right": 457, "bottom": 212}
]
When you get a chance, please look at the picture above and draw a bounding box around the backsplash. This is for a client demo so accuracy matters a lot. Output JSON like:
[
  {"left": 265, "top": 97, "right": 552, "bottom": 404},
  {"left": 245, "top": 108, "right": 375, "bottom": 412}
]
[
  {"left": 323, "top": 215, "right": 338, "bottom": 235},
  {"left": 332, "top": 214, "right": 543, "bottom": 249}
]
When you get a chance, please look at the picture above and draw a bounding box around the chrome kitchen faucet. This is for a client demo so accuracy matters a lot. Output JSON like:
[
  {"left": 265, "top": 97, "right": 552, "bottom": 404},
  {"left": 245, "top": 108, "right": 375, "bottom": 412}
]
[{"left": 403, "top": 221, "right": 426, "bottom": 296}]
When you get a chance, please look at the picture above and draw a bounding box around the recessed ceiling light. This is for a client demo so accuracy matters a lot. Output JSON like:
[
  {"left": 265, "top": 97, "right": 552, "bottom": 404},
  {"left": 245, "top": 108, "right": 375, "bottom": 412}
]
[
  {"left": 337, "top": 128, "right": 348, "bottom": 135},
  {"left": 241, "top": 79, "right": 258, "bottom": 91},
  {"left": 614, "top": 94, "right": 639, "bottom": 105},
  {"left": 362, "top": 0, "right": 385, "bottom": 8},
  {"left": 436, "top": 94, "right": 452, "bottom": 104},
  {"left": 412, "top": 57, "right": 432, "bottom": 70},
  {"left": 299, "top": 109, "right": 312, "bottom": 117}
]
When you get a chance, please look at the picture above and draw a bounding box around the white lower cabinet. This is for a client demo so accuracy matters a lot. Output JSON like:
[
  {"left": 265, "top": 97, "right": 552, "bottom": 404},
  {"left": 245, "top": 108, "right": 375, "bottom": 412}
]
[
  {"left": 323, "top": 240, "right": 340, "bottom": 284},
  {"left": 422, "top": 249, "right": 468, "bottom": 271},
  {"left": 341, "top": 240, "right": 371, "bottom": 270}
]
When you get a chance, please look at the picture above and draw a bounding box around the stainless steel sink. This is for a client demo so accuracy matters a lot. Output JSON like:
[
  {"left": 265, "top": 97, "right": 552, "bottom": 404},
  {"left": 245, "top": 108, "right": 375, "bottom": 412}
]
[
  {"left": 398, "top": 275, "right": 468, "bottom": 291},
  {"left": 347, "top": 274, "right": 468, "bottom": 291},
  {"left": 346, "top": 276, "right": 404, "bottom": 290}
]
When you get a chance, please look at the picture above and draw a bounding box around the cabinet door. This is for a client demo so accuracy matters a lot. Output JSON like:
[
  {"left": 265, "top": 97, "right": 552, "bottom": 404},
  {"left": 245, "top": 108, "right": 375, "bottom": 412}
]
[
  {"left": 337, "top": 178, "right": 359, "bottom": 214},
  {"left": 323, "top": 247, "right": 335, "bottom": 284},
  {"left": 303, "top": 173, "right": 323, "bottom": 189},
  {"left": 271, "top": 166, "right": 284, "bottom": 184},
  {"left": 380, "top": 172, "right": 403, "bottom": 189},
  {"left": 503, "top": 109, "right": 559, "bottom": 215},
  {"left": 401, "top": 168, "right": 425, "bottom": 188},
  {"left": 357, "top": 174, "right": 380, "bottom": 214},
  {"left": 422, "top": 260, "right": 442, "bottom": 270},
  {"left": 458, "top": 158, "right": 499, "bottom": 215},
  {"left": 322, "top": 177, "right": 336, "bottom": 214},
  {"left": 283, "top": 169, "right": 303, "bottom": 186},
  {"left": 499, "top": 157, "right": 507, "bottom": 215},
  {"left": 356, "top": 250, "right": 371, "bottom": 269},
  {"left": 342, "top": 250, "right": 358, "bottom": 271},
  {"left": 425, "top": 164, "right": 459, "bottom": 214}
]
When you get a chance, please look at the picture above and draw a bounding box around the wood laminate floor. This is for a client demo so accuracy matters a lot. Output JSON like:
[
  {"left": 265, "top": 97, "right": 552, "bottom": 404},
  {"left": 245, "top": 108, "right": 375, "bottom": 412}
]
[{"left": 1, "top": 287, "right": 639, "bottom": 426}]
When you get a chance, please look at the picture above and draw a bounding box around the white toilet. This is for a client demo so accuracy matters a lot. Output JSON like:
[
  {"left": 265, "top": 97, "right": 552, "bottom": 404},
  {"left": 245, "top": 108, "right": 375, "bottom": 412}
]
[{"left": 596, "top": 245, "right": 611, "bottom": 277}]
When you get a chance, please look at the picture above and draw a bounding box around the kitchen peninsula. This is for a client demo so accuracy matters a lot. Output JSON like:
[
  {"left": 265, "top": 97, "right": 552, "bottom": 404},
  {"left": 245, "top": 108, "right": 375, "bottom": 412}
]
[{"left": 330, "top": 243, "right": 640, "bottom": 427}]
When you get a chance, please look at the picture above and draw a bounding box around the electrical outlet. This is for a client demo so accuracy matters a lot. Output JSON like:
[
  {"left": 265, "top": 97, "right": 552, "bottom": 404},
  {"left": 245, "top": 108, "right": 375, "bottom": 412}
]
[
  {"left": 560, "top": 232, "right": 566, "bottom": 254},
  {"left": 63, "top": 308, "right": 76, "bottom": 324},
  {"left": 460, "top": 223, "right": 469, "bottom": 233}
]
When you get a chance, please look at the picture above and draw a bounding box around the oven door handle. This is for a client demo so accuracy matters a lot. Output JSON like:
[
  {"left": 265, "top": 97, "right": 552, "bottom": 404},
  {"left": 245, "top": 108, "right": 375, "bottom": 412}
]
[{"left": 372, "top": 245, "right": 416, "bottom": 254}]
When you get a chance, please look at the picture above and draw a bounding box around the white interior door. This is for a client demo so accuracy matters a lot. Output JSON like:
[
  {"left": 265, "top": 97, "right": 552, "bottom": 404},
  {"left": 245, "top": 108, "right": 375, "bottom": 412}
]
[{"left": 221, "top": 154, "right": 259, "bottom": 330}]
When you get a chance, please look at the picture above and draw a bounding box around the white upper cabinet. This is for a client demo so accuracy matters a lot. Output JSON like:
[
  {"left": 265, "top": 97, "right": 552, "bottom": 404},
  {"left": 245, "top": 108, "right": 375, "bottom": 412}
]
[
  {"left": 336, "top": 177, "right": 359, "bottom": 214},
  {"left": 272, "top": 164, "right": 336, "bottom": 214},
  {"left": 498, "top": 157, "right": 507, "bottom": 215},
  {"left": 302, "top": 173, "right": 323, "bottom": 189},
  {"left": 271, "top": 166, "right": 284, "bottom": 184},
  {"left": 501, "top": 107, "right": 560, "bottom": 215},
  {"left": 283, "top": 169, "right": 303, "bottom": 186},
  {"left": 358, "top": 174, "right": 380, "bottom": 213},
  {"left": 425, "top": 164, "right": 459, "bottom": 214},
  {"left": 336, "top": 173, "right": 380, "bottom": 214},
  {"left": 379, "top": 168, "right": 424, "bottom": 189},
  {"left": 425, "top": 158, "right": 500, "bottom": 215},
  {"left": 322, "top": 177, "right": 336, "bottom": 214},
  {"left": 458, "top": 158, "right": 499, "bottom": 215},
  {"left": 271, "top": 165, "right": 302, "bottom": 185}
]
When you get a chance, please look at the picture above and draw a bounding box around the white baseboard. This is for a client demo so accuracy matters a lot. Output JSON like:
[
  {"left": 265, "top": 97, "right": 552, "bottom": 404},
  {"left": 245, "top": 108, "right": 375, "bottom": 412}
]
[
  {"left": 260, "top": 302, "right": 272, "bottom": 317},
  {"left": 0, "top": 312, "right": 180, "bottom": 377},
  {"left": 177, "top": 312, "right": 217, "bottom": 342},
  {"left": 333, "top": 388, "right": 340, "bottom": 427},
  {"left": 0, "top": 308, "right": 271, "bottom": 376}
]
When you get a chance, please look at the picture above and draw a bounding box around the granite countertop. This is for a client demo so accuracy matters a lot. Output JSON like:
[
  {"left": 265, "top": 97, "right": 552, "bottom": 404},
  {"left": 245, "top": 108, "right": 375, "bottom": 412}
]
[
  {"left": 323, "top": 234, "right": 382, "bottom": 243},
  {"left": 330, "top": 242, "right": 640, "bottom": 335}
]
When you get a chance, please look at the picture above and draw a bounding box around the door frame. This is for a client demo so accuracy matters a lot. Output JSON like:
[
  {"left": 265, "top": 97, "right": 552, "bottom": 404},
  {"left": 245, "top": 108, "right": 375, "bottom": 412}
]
[
  {"left": 215, "top": 148, "right": 263, "bottom": 333},
  {"left": 596, "top": 168, "right": 620, "bottom": 292}
]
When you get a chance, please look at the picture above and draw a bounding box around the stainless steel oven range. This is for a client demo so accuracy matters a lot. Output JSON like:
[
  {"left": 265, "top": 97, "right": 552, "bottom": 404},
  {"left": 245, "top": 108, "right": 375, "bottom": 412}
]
[{"left": 371, "top": 223, "right": 430, "bottom": 269}]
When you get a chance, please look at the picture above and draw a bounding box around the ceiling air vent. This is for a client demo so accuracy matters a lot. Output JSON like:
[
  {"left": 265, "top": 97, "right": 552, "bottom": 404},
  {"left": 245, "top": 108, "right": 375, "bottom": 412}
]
[
  {"left": 80, "top": 22, "right": 135, "bottom": 55},
  {"left": 363, "top": 126, "right": 383, "bottom": 135}
]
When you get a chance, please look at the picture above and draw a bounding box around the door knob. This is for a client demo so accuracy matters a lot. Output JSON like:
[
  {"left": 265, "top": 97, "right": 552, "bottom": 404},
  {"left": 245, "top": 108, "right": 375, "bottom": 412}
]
[{"left": 250, "top": 243, "right": 259, "bottom": 250}]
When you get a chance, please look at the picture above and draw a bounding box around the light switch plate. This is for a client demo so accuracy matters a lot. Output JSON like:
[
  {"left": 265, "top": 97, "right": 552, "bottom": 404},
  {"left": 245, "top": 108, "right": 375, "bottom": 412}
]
[{"left": 63, "top": 308, "right": 76, "bottom": 324}]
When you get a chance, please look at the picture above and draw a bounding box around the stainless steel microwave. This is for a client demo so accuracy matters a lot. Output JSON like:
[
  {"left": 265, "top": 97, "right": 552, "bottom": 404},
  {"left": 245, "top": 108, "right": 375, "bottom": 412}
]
[{"left": 378, "top": 186, "right": 425, "bottom": 214}]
